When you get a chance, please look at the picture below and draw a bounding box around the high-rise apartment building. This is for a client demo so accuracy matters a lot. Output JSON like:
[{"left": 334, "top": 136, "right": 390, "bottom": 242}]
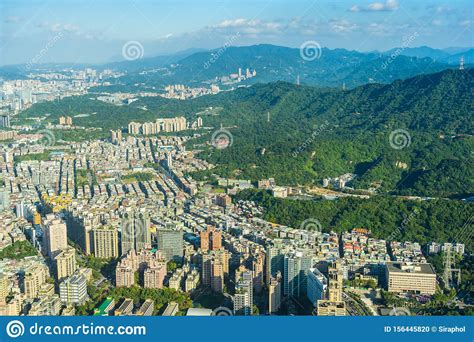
[
  {"left": 200, "top": 226, "right": 222, "bottom": 252},
  {"left": 156, "top": 227, "right": 183, "bottom": 262},
  {"left": 265, "top": 245, "right": 284, "bottom": 286},
  {"left": 43, "top": 215, "right": 68, "bottom": 257},
  {"left": 110, "top": 129, "right": 122, "bottom": 144},
  {"left": 59, "top": 273, "right": 88, "bottom": 305},
  {"left": 328, "top": 263, "right": 343, "bottom": 302},
  {"left": 307, "top": 267, "right": 328, "bottom": 307},
  {"left": 144, "top": 264, "right": 167, "bottom": 289},
  {"left": 252, "top": 253, "right": 265, "bottom": 294},
  {"left": 22, "top": 264, "right": 49, "bottom": 299},
  {"left": 54, "top": 247, "right": 77, "bottom": 281},
  {"left": 234, "top": 266, "right": 253, "bottom": 315},
  {"left": 115, "top": 265, "right": 135, "bottom": 287},
  {"left": 316, "top": 262, "right": 346, "bottom": 316},
  {"left": 0, "top": 188, "right": 10, "bottom": 211},
  {"left": 128, "top": 117, "right": 187, "bottom": 135},
  {"left": 202, "top": 251, "right": 228, "bottom": 293},
  {"left": 0, "top": 115, "right": 11, "bottom": 128},
  {"left": 92, "top": 226, "right": 119, "bottom": 258},
  {"left": 121, "top": 212, "right": 151, "bottom": 255},
  {"left": 116, "top": 249, "right": 165, "bottom": 288},
  {"left": 0, "top": 273, "right": 9, "bottom": 305},
  {"left": 268, "top": 271, "right": 282, "bottom": 314},
  {"left": 283, "top": 252, "right": 313, "bottom": 298}
]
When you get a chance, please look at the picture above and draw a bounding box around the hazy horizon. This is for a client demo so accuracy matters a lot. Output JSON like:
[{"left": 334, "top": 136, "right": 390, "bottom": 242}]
[{"left": 1, "top": 0, "right": 473, "bottom": 66}]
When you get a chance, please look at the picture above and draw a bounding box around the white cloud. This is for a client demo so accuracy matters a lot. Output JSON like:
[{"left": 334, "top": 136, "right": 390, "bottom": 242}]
[
  {"left": 209, "top": 18, "right": 283, "bottom": 35},
  {"left": 349, "top": 0, "right": 399, "bottom": 12},
  {"left": 349, "top": 5, "right": 360, "bottom": 13},
  {"left": 38, "top": 22, "right": 81, "bottom": 34},
  {"left": 330, "top": 20, "right": 359, "bottom": 33}
]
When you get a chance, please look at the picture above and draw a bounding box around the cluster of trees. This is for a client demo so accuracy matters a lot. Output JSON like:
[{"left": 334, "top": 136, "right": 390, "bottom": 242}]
[
  {"left": 235, "top": 189, "right": 473, "bottom": 252},
  {"left": 19, "top": 69, "right": 473, "bottom": 198},
  {"left": 76, "top": 169, "right": 98, "bottom": 188},
  {"left": 109, "top": 286, "right": 192, "bottom": 315},
  {"left": 121, "top": 172, "right": 154, "bottom": 183},
  {"left": 0, "top": 241, "right": 37, "bottom": 260}
]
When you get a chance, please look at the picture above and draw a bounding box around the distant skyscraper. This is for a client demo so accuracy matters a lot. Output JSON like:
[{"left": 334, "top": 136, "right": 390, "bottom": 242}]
[
  {"left": 0, "top": 188, "right": 10, "bottom": 211},
  {"left": 92, "top": 226, "right": 119, "bottom": 258},
  {"left": 43, "top": 215, "right": 68, "bottom": 258},
  {"left": 59, "top": 273, "right": 88, "bottom": 305},
  {"left": 283, "top": 252, "right": 313, "bottom": 298},
  {"left": 110, "top": 129, "right": 122, "bottom": 144},
  {"left": 265, "top": 245, "right": 284, "bottom": 286},
  {"left": 234, "top": 267, "right": 253, "bottom": 316},
  {"left": 202, "top": 251, "right": 227, "bottom": 293},
  {"left": 121, "top": 212, "right": 151, "bottom": 255},
  {"left": 268, "top": 271, "right": 282, "bottom": 314},
  {"left": 156, "top": 227, "right": 183, "bottom": 262},
  {"left": 307, "top": 267, "right": 328, "bottom": 307},
  {"left": 54, "top": 247, "right": 77, "bottom": 281},
  {"left": 200, "top": 226, "right": 222, "bottom": 252},
  {"left": 0, "top": 115, "right": 10, "bottom": 128}
]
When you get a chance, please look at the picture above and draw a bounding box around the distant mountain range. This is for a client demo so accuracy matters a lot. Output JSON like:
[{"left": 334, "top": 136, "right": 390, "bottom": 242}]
[
  {"left": 96, "top": 44, "right": 472, "bottom": 89},
  {"left": 382, "top": 45, "right": 473, "bottom": 64},
  {"left": 2, "top": 44, "right": 472, "bottom": 89}
]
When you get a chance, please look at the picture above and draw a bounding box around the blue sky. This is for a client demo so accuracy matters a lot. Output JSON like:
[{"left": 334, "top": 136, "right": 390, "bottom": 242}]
[{"left": 0, "top": 0, "right": 472, "bottom": 65}]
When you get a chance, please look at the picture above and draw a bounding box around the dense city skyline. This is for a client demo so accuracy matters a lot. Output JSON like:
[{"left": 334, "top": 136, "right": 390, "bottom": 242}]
[{"left": 0, "top": 0, "right": 472, "bottom": 334}]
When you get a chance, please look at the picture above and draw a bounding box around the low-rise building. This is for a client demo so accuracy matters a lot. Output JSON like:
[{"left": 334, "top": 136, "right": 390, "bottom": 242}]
[{"left": 385, "top": 262, "right": 436, "bottom": 295}]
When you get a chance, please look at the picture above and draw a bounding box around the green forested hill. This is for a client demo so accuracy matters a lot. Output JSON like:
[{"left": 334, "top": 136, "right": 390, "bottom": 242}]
[
  {"left": 18, "top": 69, "right": 473, "bottom": 197},
  {"left": 234, "top": 189, "right": 474, "bottom": 252}
]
